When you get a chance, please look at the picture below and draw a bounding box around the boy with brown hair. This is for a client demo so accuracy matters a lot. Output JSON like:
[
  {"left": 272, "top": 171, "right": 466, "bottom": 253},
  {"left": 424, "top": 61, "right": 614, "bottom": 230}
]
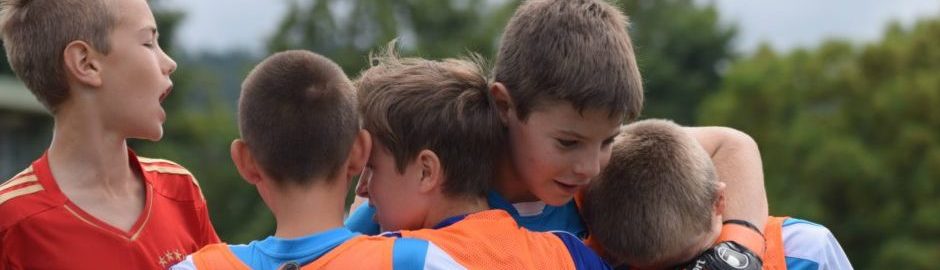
[
  {"left": 488, "top": 0, "right": 769, "bottom": 265},
  {"left": 583, "top": 119, "right": 852, "bottom": 269},
  {"left": 353, "top": 46, "right": 610, "bottom": 269},
  {"left": 0, "top": 0, "right": 220, "bottom": 268},
  {"left": 173, "top": 50, "right": 462, "bottom": 270}
]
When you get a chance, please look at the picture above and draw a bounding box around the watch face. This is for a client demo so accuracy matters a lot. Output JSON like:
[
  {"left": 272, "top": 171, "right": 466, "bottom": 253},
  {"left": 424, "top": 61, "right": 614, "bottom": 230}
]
[{"left": 717, "top": 244, "right": 750, "bottom": 269}]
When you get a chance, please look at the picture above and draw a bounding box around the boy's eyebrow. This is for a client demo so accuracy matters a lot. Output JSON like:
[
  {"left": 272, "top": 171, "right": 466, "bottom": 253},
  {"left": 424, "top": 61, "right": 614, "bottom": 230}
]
[
  {"left": 138, "top": 26, "right": 157, "bottom": 37},
  {"left": 557, "top": 130, "right": 587, "bottom": 140},
  {"left": 557, "top": 129, "right": 621, "bottom": 140}
]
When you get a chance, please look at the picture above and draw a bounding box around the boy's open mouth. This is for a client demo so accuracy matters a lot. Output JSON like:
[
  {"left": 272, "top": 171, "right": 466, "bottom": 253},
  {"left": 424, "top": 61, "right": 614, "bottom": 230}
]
[{"left": 159, "top": 86, "right": 173, "bottom": 103}]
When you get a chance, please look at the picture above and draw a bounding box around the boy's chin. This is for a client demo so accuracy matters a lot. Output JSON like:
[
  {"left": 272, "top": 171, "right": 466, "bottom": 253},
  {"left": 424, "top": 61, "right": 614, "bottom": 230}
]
[{"left": 131, "top": 127, "right": 164, "bottom": 142}]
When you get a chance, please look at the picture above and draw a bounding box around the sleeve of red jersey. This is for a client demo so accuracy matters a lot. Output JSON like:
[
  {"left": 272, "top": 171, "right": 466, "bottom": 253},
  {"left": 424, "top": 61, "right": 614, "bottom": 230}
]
[{"left": 193, "top": 184, "right": 221, "bottom": 245}]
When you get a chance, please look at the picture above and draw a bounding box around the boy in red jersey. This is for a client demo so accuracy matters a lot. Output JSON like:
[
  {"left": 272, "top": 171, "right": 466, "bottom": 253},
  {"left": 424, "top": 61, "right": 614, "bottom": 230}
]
[{"left": 0, "top": 0, "right": 219, "bottom": 268}]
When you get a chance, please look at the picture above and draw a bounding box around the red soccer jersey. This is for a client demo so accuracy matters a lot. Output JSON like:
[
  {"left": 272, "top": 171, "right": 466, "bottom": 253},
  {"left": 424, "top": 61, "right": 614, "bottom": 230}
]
[{"left": 0, "top": 150, "right": 221, "bottom": 269}]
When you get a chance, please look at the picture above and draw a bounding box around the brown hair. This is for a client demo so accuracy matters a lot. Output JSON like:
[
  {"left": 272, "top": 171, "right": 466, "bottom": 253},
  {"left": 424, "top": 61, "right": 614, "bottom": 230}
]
[
  {"left": 582, "top": 119, "right": 719, "bottom": 266},
  {"left": 356, "top": 46, "right": 505, "bottom": 198},
  {"left": 239, "top": 50, "right": 359, "bottom": 186},
  {"left": 1, "top": 0, "right": 115, "bottom": 112},
  {"left": 493, "top": 0, "right": 643, "bottom": 121}
]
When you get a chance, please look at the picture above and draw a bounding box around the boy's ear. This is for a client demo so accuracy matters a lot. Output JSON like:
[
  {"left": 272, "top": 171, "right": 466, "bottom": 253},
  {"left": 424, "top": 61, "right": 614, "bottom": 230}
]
[
  {"left": 231, "top": 139, "right": 263, "bottom": 185},
  {"left": 489, "top": 82, "right": 514, "bottom": 124},
  {"left": 714, "top": 181, "right": 727, "bottom": 216},
  {"left": 63, "top": 40, "right": 103, "bottom": 88},
  {"left": 415, "top": 149, "right": 443, "bottom": 194},
  {"left": 346, "top": 129, "right": 373, "bottom": 181}
]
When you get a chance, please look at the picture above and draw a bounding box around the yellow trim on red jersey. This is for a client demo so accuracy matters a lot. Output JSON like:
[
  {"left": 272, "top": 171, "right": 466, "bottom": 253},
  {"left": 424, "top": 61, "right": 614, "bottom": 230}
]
[
  {"left": 0, "top": 174, "right": 38, "bottom": 193},
  {"left": 130, "top": 185, "right": 155, "bottom": 241},
  {"left": 64, "top": 204, "right": 112, "bottom": 235},
  {"left": 140, "top": 162, "right": 206, "bottom": 201},
  {"left": 143, "top": 165, "right": 191, "bottom": 176},
  {"left": 0, "top": 184, "right": 44, "bottom": 206},
  {"left": 11, "top": 166, "right": 34, "bottom": 179},
  {"left": 138, "top": 157, "right": 182, "bottom": 167}
]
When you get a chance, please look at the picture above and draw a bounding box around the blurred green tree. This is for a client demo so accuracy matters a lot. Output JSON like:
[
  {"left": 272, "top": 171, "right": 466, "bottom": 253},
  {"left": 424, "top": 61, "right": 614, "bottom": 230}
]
[
  {"left": 268, "top": 0, "right": 517, "bottom": 76},
  {"left": 700, "top": 18, "right": 940, "bottom": 269},
  {"left": 619, "top": 0, "right": 736, "bottom": 124}
]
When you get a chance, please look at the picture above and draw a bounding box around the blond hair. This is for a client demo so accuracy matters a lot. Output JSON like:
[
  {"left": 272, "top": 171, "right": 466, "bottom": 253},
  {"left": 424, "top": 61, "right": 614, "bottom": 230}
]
[
  {"left": 582, "top": 119, "right": 719, "bottom": 266},
  {"left": 356, "top": 45, "right": 504, "bottom": 198},
  {"left": 1, "top": 0, "right": 116, "bottom": 112}
]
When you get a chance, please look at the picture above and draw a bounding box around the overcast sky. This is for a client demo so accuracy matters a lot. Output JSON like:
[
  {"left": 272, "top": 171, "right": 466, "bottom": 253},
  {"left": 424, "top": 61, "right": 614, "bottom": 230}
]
[{"left": 157, "top": 0, "right": 940, "bottom": 55}]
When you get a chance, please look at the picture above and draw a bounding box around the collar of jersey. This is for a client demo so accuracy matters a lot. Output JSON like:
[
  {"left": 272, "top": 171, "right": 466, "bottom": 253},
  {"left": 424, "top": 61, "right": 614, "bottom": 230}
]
[{"left": 231, "top": 227, "right": 359, "bottom": 267}]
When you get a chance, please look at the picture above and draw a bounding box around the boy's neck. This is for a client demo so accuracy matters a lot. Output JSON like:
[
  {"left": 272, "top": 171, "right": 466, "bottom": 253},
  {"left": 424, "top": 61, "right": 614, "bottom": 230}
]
[
  {"left": 423, "top": 194, "right": 490, "bottom": 228},
  {"left": 48, "top": 105, "right": 138, "bottom": 194},
  {"left": 268, "top": 178, "right": 348, "bottom": 239},
  {"left": 494, "top": 157, "right": 538, "bottom": 203}
]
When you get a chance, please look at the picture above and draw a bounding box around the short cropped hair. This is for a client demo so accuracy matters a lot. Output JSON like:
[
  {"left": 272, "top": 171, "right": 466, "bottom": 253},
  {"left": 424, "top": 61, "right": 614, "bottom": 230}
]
[
  {"left": 239, "top": 50, "right": 359, "bottom": 186},
  {"left": 356, "top": 47, "right": 505, "bottom": 198},
  {"left": 582, "top": 119, "right": 719, "bottom": 266},
  {"left": 1, "top": 0, "right": 115, "bottom": 112},
  {"left": 493, "top": 0, "right": 643, "bottom": 121}
]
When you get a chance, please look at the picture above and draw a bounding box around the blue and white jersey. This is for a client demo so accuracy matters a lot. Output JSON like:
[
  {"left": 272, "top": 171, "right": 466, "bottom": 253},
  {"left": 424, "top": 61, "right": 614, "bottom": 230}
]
[
  {"left": 486, "top": 191, "right": 587, "bottom": 238},
  {"left": 781, "top": 218, "right": 853, "bottom": 270},
  {"left": 344, "top": 191, "right": 587, "bottom": 238},
  {"left": 171, "top": 227, "right": 463, "bottom": 270}
]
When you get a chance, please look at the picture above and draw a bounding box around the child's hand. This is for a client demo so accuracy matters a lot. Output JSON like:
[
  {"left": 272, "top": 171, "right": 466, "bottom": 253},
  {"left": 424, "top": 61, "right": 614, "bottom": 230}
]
[{"left": 673, "top": 242, "right": 762, "bottom": 270}]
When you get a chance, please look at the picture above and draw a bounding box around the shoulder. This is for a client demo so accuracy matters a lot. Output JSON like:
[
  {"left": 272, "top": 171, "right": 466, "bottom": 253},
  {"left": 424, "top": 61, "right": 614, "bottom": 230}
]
[
  {"left": 138, "top": 157, "right": 205, "bottom": 203},
  {"left": 0, "top": 166, "right": 58, "bottom": 230},
  {"left": 781, "top": 218, "right": 853, "bottom": 270}
]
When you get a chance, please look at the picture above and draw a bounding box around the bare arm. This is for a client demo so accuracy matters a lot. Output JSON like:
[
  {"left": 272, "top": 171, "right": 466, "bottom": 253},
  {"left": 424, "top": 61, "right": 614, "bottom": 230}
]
[{"left": 684, "top": 126, "right": 768, "bottom": 231}]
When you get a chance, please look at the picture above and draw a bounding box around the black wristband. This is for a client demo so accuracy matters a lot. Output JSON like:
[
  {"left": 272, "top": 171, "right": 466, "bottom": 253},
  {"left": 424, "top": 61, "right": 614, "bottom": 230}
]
[{"left": 723, "top": 219, "right": 763, "bottom": 236}]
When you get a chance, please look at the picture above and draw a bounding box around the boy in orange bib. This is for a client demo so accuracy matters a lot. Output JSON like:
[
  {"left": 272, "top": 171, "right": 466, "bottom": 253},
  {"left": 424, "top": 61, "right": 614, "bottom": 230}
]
[
  {"left": 582, "top": 119, "right": 852, "bottom": 270},
  {"left": 171, "top": 50, "right": 461, "bottom": 270},
  {"left": 353, "top": 47, "right": 610, "bottom": 270}
]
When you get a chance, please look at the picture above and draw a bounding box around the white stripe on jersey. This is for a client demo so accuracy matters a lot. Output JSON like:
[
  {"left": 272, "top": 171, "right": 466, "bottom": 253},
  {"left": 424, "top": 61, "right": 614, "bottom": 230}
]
[
  {"left": 423, "top": 242, "right": 467, "bottom": 270},
  {"left": 169, "top": 255, "right": 196, "bottom": 270}
]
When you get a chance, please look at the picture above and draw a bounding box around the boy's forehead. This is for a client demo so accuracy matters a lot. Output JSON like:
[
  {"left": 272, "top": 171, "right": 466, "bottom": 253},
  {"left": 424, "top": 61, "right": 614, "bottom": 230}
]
[
  {"left": 529, "top": 102, "right": 623, "bottom": 129},
  {"left": 111, "top": 0, "right": 157, "bottom": 27}
]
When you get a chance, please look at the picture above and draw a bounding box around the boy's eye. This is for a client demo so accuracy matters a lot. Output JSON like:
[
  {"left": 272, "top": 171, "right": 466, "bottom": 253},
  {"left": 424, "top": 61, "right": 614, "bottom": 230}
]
[
  {"left": 557, "top": 139, "right": 578, "bottom": 147},
  {"left": 602, "top": 137, "right": 615, "bottom": 147},
  {"left": 143, "top": 43, "right": 154, "bottom": 48}
]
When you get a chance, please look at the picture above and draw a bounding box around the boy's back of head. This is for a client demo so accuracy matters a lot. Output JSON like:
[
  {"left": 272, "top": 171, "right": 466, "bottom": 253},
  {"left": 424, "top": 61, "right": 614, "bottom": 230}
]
[
  {"left": 583, "top": 119, "right": 720, "bottom": 267},
  {"left": 1, "top": 0, "right": 114, "bottom": 112},
  {"left": 356, "top": 46, "right": 504, "bottom": 199},
  {"left": 493, "top": 0, "right": 643, "bottom": 121},
  {"left": 239, "top": 50, "right": 359, "bottom": 186}
]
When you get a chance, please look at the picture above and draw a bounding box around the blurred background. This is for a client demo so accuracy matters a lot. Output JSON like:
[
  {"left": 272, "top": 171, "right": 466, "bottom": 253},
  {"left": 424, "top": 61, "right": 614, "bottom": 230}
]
[{"left": 2, "top": 0, "right": 939, "bottom": 268}]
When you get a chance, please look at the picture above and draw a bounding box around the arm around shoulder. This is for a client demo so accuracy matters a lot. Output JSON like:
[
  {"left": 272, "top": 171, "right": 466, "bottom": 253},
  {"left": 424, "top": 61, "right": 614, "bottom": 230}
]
[{"left": 684, "top": 126, "right": 769, "bottom": 230}]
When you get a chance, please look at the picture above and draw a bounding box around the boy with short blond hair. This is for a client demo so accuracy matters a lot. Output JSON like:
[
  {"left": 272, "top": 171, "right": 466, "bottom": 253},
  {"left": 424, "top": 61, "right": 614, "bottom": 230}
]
[
  {"left": 583, "top": 119, "right": 852, "bottom": 269},
  {"left": 173, "top": 50, "right": 461, "bottom": 270},
  {"left": 0, "top": 0, "right": 220, "bottom": 268},
  {"left": 353, "top": 47, "right": 610, "bottom": 269}
]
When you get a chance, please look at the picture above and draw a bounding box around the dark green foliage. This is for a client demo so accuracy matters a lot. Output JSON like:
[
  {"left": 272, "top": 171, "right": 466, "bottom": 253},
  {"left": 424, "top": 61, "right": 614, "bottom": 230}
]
[{"left": 700, "top": 18, "right": 940, "bottom": 269}]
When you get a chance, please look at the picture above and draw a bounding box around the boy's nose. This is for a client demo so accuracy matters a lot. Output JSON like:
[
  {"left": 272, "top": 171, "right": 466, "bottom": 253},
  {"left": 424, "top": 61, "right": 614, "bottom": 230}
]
[
  {"left": 572, "top": 153, "right": 602, "bottom": 181},
  {"left": 161, "top": 49, "right": 177, "bottom": 75}
]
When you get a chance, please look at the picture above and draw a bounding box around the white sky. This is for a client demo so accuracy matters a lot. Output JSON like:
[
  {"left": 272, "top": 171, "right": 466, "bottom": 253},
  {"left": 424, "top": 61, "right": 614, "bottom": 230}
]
[{"left": 157, "top": 0, "right": 940, "bottom": 55}]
